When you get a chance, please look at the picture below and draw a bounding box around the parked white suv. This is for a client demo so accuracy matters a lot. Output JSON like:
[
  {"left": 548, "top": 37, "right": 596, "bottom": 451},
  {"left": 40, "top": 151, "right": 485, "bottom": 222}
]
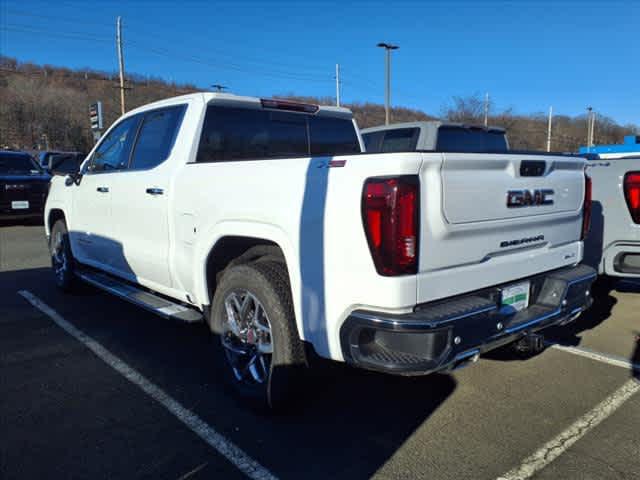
[{"left": 45, "top": 94, "right": 596, "bottom": 410}]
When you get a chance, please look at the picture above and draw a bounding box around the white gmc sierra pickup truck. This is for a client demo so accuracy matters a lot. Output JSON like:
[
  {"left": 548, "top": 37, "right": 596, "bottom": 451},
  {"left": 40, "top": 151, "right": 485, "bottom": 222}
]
[
  {"left": 583, "top": 153, "right": 640, "bottom": 281},
  {"left": 45, "top": 94, "right": 596, "bottom": 410}
]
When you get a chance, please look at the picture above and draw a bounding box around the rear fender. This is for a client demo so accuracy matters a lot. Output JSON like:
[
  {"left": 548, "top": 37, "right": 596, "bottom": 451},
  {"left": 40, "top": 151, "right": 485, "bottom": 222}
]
[{"left": 193, "top": 221, "right": 303, "bottom": 338}]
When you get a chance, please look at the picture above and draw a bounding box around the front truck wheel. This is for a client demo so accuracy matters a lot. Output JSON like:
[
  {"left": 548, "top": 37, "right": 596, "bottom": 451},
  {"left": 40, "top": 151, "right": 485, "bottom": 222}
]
[
  {"left": 210, "top": 260, "right": 308, "bottom": 412},
  {"left": 49, "top": 218, "right": 78, "bottom": 292}
]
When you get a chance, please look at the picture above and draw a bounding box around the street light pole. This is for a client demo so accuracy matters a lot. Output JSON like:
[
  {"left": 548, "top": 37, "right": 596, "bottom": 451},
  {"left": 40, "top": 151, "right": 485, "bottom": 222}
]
[{"left": 377, "top": 42, "right": 399, "bottom": 125}]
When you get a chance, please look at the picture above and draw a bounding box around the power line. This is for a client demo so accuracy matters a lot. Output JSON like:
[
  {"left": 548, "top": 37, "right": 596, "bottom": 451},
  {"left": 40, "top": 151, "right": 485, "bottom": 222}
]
[
  {"left": 0, "top": 67, "right": 195, "bottom": 95},
  {"left": 1, "top": 23, "right": 335, "bottom": 85},
  {"left": 124, "top": 38, "right": 334, "bottom": 84},
  {"left": 1, "top": 24, "right": 112, "bottom": 43},
  {"left": 4, "top": 9, "right": 334, "bottom": 76},
  {"left": 6, "top": 7, "right": 334, "bottom": 74},
  {"left": 5, "top": 8, "right": 113, "bottom": 30}
]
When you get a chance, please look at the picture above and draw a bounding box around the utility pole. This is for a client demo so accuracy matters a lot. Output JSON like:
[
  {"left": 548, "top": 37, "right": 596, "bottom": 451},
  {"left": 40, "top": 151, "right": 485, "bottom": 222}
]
[
  {"left": 484, "top": 92, "right": 489, "bottom": 127},
  {"left": 546, "top": 106, "right": 553, "bottom": 152},
  {"left": 116, "top": 16, "right": 126, "bottom": 115},
  {"left": 590, "top": 110, "right": 596, "bottom": 147},
  {"left": 586, "top": 106, "right": 593, "bottom": 151},
  {"left": 335, "top": 63, "right": 341, "bottom": 107},
  {"left": 377, "top": 42, "right": 399, "bottom": 125}
]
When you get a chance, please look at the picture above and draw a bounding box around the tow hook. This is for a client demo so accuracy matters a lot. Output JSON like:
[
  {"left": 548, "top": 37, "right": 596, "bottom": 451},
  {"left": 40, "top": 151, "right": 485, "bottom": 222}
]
[{"left": 511, "top": 332, "right": 545, "bottom": 357}]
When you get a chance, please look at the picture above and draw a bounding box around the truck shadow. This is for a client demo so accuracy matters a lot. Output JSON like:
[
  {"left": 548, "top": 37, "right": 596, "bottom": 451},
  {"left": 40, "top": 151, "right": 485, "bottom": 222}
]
[{"left": 4, "top": 265, "right": 458, "bottom": 480}]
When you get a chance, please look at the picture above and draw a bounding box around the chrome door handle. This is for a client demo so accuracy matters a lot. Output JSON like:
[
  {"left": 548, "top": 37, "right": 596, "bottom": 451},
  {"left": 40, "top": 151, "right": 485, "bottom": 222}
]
[
  {"left": 96, "top": 186, "right": 109, "bottom": 193},
  {"left": 146, "top": 187, "right": 164, "bottom": 195}
]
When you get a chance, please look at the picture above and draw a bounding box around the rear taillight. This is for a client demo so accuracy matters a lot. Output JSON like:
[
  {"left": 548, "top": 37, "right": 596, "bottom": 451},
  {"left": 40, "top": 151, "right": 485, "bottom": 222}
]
[
  {"left": 624, "top": 172, "right": 640, "bottom": 224},
  {"left": 362, "top": 176, "right": 419, "bottom": 276},
  {"left": 581, "top": 173, "right": 592, "bottom": 240}
]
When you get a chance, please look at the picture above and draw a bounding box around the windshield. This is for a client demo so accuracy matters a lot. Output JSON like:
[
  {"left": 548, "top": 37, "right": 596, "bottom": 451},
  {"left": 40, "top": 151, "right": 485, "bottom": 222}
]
[{"left": 0, "top": 153, "right": 43, "bottom": 175}]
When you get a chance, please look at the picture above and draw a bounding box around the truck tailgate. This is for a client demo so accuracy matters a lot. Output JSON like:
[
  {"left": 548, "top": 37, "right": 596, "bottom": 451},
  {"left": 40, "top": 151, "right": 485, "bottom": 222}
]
[
  {"left": 417, "top": 153, "right": 587, "bottom": 304},
  {"left": 441, "top": 154, "right": 584, "bottom": 223}
]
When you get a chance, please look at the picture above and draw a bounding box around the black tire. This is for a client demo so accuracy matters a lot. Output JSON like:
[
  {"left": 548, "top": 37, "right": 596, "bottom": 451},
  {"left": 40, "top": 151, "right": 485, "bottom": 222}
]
[
  {"left": 209, "top": 260, "right": 307, "bottom": 412},
  {"left": 49, "top": 219, "right": 77, "bottom": 292}
]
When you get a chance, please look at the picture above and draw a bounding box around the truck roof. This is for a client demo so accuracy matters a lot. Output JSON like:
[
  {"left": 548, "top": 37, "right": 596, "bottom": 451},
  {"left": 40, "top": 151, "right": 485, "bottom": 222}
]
[{"left": 125, "top": 92, "right": 354, "bottom": 119}]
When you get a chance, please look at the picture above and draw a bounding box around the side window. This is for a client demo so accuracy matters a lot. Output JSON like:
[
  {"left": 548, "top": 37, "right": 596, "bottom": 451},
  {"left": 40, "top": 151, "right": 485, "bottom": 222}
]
[
  {"left": 88, "top": 116, "right": 139, "bottom": 173},
  {"left": 130, "top": 105, "right": 186, "bottom": 170},
  {"left": 381, "top": 128, "right": 419, "bottom": 153},
  {"left": 362, "top": 131, "right": 384, "bottom": 152}
]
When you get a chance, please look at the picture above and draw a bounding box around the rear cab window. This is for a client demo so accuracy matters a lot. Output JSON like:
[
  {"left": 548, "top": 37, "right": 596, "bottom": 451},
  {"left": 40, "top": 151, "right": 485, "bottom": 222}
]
[
  {"left": 436, "top": 127, "right": 508, "bottom": 153},
  {"left": 381, "top": 128, "right": 419, "bottom": 152},
  {"left": 362, "top": 128, "right": 419, "bottom": 153},
  {"left": 362, "top": 131, "right": 383, "bottom": 152},
  {"left": 196, "top": 105, "right": 359, "bottom": 163},
  {"left": 308, "top": 116, "right": 361, "bottom": 156}
]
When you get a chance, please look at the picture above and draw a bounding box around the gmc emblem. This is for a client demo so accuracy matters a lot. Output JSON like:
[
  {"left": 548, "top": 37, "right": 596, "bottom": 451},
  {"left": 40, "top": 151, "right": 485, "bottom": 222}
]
[{"left": 506, "top": 189, "right": 554, "bottom": 208}]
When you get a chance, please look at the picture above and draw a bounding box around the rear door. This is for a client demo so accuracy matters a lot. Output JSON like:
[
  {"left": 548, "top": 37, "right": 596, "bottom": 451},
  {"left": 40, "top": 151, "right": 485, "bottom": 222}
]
[
  {"left": 72, "top": 115, "right": 140, "bottom": 267},
  {"left": 109, "top": 104, "right": 186, "bottom": 288}
]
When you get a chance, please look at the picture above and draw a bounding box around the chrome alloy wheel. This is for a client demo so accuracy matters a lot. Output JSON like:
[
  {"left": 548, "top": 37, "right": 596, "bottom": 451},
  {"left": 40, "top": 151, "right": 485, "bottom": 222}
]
[
  {"left": 221, "top": 290, "right": 273, "bottom": 385},
  {"left": 51, "top": 230, "right": 68, "bottom": 282}
]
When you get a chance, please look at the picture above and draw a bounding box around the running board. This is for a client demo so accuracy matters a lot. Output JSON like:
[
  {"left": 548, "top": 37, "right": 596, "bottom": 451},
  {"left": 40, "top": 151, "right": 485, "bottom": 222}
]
[{"left": 75, "top": 269, "right": 203, "bottom": 323}]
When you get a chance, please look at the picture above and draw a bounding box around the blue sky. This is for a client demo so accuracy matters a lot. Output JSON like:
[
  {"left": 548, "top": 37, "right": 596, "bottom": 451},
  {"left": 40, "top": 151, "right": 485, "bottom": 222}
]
[{"left": 1, "top": 0, "right": 638, "bottom": 125}]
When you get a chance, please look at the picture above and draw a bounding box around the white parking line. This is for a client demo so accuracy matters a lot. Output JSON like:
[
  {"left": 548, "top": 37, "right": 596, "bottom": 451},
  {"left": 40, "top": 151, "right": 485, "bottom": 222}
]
[
  {"left": 496, "top": 379, "right": 639, "bottom": 480},
  {"left": 548, "top": 343, "right": 640, "bottom": 371},
  {"left": 18, "top": 290, "right": 278, "bottom": 480}
]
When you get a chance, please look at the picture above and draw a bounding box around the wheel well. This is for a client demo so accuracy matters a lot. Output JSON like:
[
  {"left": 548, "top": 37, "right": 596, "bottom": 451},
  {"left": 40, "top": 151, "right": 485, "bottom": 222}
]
[
  {"left": 48, "top": 209, "right": 66, "bottom": 232},
  {"left": 205, "top": 236, "right": 286, "bottom": 301}
]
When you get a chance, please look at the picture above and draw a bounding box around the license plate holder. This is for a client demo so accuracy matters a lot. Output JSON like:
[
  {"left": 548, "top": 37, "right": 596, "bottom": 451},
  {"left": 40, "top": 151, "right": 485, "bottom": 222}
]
[
  {"left": 11, "top": 200, "right": 29, "bottom": 210},
  {"left": 500, "top": 281, "right": 530, "bottom": 314}
]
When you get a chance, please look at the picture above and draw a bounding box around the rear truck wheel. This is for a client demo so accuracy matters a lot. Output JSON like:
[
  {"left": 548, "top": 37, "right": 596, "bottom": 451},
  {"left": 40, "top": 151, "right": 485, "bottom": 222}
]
[
  {"left": 49, "top": 219, "right": 77, "bottom": 291},
  {"left": 210, "top": 260, "right": 307, "bottom": 412}
]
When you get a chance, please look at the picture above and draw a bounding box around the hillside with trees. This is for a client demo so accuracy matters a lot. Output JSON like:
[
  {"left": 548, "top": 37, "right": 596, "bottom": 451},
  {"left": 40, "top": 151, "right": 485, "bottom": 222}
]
[{"left": 1, "top": 56, "right": 636, "bottom": 153}]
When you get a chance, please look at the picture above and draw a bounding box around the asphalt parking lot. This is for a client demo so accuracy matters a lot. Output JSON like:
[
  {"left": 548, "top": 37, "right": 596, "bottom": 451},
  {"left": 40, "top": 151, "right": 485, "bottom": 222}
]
[{"left": 1, "top": 223, "right": 639, "bottom": 480}]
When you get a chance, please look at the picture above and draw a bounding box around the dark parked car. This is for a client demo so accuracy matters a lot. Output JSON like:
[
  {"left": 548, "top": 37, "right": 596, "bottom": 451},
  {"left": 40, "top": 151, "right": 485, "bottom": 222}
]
[{"left": 0, "top": 151, "right": 51, "bottom": 221}]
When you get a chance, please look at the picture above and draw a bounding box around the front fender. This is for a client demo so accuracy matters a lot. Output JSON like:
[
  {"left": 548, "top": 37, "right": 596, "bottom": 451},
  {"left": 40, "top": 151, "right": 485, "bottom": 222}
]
[{"left": 44, "top": 176, "right": 74, "bottom": 237}]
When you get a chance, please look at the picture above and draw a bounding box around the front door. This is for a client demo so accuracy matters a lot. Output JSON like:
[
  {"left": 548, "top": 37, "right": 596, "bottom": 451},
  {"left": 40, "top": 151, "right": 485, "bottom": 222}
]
[{"left": 71, "top": 115, "right": 140, "bottom": 268}]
